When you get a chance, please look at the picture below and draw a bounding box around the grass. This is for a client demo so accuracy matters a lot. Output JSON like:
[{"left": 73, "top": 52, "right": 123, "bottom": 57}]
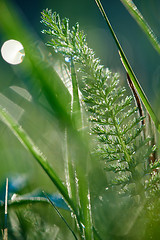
[{"left": 0, "top": 0, "right": 160, "bottom": 239}]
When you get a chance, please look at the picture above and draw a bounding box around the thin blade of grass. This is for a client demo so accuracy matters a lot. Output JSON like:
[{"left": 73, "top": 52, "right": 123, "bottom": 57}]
[
  {"left": 64, "top": 129, "right": 79, "bottom": 213},
  {"left": 42, "top": 191, "right": 78, "bottom": 240},
  {"left": 67, "top": 59, "right": 93, "bottom": 239},
  {"left": 126, "top": 73, "right": 145, "bottom": 129},
  {"left": 119, "top": 51, "right": 160, "bottom": 131},
  {"left": 94, "top": 0, "right": 160, "bottom": 133},
  {"left": 64, "top": 59, "right": 81, "bottom": 210},
  {"left": 0, "top": 191, "right": 70, "bottom": 210},
  {"left": 120, "top": 0, "right": 160, "bottom": 54},
  {"left": 71, "top": 59, "right": 81, "bottom": 127},
  {"left": 0, "top": 2, "right": 90, "bottom": 237},
  {"left": 3, "top": 178, "right": 8, "bottom": 240},
  {"left": 0, "top": 106, "right": 83, "bottom": 228}
]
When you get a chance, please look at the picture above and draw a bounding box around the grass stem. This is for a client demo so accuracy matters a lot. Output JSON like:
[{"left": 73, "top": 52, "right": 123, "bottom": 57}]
[
  {"left": 3, "top": 178, "right": 8, "bottom": 240},
  {"left": 94, "top": 0, "right": 160, "bottom": 133},
  {"left": 42, "top": 191, "right": 78, "bottom": 240}
]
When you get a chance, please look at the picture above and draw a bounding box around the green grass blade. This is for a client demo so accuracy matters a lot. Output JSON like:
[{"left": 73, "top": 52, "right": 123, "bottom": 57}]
[
  {"left": 70, "top": 59, "right": 93, "bottom": 239},
  {"left": 0, "top": 196, "right": 67, "bottom": 209},
  {"left": 0, "top": 106, "right": 81, "bottom": 224},
  {"left": 71, "top": 59, "right": 81, "bottom": 114},
  {"left": 120, "top": 0, "right": 160, "bottom": 54},
  {"left": 119, "top": 51, "right": 160, "bottom": 131},
  {"left": 69, "top": 59, "right": 82, "bottom": 207},
  {"left": 94, "top": 0, "right": 160, "bottom": 133},
  {"left": 64, "top": 60, "right": 81, "bottom": 210},
  {"left": 71, "top": 59, "right": 82, "bottom": 129},
  {"left": 64, "top": 129, "right": 79, "bottom": 213},
  {"left": 0, "top": 190, "right": 70, "bottom": 210},
  {"left": 63, "top": 59, "right": 83, "bottom": 217},
  {"left": 0, "top": 3, "right": 92, "bottom": 237},
  {"left": 3, "top": 178, "right": 8, "bottom": 240},
  {"left": 0, "top": 0, "right": 72, "bottom": 128},
  {"left": 43, "top": 191, "right": 78, "bottom": 240}
]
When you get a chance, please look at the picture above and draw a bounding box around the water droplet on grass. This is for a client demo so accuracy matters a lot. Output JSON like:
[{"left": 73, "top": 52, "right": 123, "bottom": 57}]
[
  {"left": 1, "top": 39, "right": 25, "bottom": 65},
  {"left": 65, "top": 56, "right": 71, "bottom": 63}
]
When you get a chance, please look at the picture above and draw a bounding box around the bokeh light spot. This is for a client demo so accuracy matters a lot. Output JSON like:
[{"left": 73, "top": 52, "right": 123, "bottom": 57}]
[{"left": 1, "top": 39, "right": 25, "bottom": 65}]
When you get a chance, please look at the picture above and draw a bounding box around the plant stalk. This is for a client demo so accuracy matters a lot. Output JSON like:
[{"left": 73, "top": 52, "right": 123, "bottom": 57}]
[{"left": 94, "top": 0, "right": 160, "bottom": 133}]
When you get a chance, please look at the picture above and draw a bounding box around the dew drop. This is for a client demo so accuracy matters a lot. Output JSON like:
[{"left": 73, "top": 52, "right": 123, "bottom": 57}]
[
  {"left": 81, "top": 223, "right": 85, "bottom": 229},
  {"left": 11, "top": 193, "right": 17, "bottom": 201},
  {"left": 1, "top": 39, "right": 25, "bottom": 65},
  {"left": 65, "top": 56, "right": 71, "bottom": 63}
]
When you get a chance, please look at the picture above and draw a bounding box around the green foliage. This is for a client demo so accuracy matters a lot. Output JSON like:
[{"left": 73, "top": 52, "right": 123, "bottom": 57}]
[
  {"left": 0, "top": 1, "right": 160, "bottom": 239},
  {"left": 94, "top": 0, "right": 160, "bottom": 133},
  {"left": 41, "top": 9, "right": 157, "bottom": 197},
  {"left": 40, "top": 9, "right": 160, "bottom": 238}
]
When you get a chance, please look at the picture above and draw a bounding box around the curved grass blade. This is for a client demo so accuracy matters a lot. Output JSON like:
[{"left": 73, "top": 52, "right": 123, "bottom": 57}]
[
  {"left": 42, "top": 191, "right": 78, "bottom": 240},
  {"left": 126, "top": 73, "right": 145, "bottom": 127},
  {"left": 0, "top": 106, "right": 83, "bottom": 231},
  {"left": 0, "top": 0, "right": 72, "bottom": 129},
  {"left": 0, "top": 188, "right": 70, "bottom": 210},
  {"left": 0, "top": 2, "right": 91, "bottom": 238},
  {"left": 94, "top": 0, "right": 160, "bottom": 133},
  {"left": 119, "top": 51, "right": 160, "bottom": 132},
  {"left": 120, "top": 0, "right": 160, "bottom": 54}
]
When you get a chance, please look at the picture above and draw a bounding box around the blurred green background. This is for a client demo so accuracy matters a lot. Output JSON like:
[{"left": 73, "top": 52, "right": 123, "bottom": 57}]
[{"left": 4, "top": 0, "right": 160, "bottom": 99}]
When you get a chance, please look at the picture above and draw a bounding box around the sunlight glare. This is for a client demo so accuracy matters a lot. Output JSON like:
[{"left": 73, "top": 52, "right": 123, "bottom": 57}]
[{"left": 1, "top": 39, "right": 25, "bottom": 65}]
